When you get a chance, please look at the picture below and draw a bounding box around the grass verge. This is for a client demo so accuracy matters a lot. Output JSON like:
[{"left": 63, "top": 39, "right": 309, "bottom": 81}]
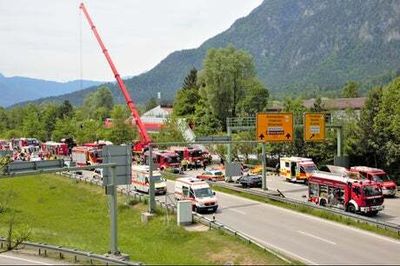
[
  {"left": 212, "top": 186, "right": 400, "bottom": 240},
  {"left": 0, "top": 174, "right": 291, "bottom": 265}
]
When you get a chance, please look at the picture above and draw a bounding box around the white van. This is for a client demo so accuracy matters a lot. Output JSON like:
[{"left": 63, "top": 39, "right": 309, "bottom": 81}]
[
  {"left": 175, "top": 177, "right": 218, "bottom": 213},
  {"left": 132, "top": 165, "right": 167, "bottom": 195}
]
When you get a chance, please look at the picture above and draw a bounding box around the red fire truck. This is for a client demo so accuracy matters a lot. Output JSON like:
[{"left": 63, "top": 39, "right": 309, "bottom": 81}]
[
  {"left": 0, "top": 140, "right": 10, "bottom": 150},
  {"left": 308, "top": 171, "right": 384, "bottom": 216},
  {"left": 41, "top": 141, "right": 69, "bottom": 157},
  {"left": 144, "top": 150, "right": 180, "bottom": 170},
  {"left": 170, "top": 146, "right": 206, "bottom": 167},
  {"left": 71, "top": 146, "right": 102, "bottom": 166},
  {"left": 10, "top": 138, "right": 40, "bottom": 151},
  {"left": 350, "top": 166, "right": 397, "bottom": 197}
]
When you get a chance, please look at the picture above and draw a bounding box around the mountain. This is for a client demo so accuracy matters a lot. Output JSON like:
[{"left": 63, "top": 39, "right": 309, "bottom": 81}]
[
  {"left": 0, "top": 73, "right": 102, "bottom": 107},
  {"left": 17, "top": 0, "right": 400, "bottom": 106}
]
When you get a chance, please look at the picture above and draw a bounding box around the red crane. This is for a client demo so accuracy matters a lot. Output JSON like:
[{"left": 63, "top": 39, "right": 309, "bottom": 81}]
[{"left": 79, "top": 3, "right": 151, "bottom": 153}]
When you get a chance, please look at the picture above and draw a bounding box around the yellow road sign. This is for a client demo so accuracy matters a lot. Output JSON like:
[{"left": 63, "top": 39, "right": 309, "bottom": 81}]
[
  {"left": 256, "top": 113, "right": 293, "bottom": 142},
  {"left": 304, "top": 113, "right": 325, "bottom": 141}
]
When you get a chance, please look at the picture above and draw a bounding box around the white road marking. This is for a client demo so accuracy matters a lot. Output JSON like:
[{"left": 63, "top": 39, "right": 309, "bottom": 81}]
[
  {"left": 251, "top": 236, "right": 318, "bottom": 265},
  {"left": 229, "top": 208, "right": 246, "bottom": 215},
  {"left": 0, "top": 254, "right": 52, "bottom": 265},
  {"left": 297, "top": 230, "right": 337, "bottom": 245}
]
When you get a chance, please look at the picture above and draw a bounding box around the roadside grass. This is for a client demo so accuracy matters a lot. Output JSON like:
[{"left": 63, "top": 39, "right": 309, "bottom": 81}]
[
  {"left": 0, "top": 174, "right": 291, "bottom": 265},
  {"left": 212, "top": 186, "right": 400, "bottom": 240}
]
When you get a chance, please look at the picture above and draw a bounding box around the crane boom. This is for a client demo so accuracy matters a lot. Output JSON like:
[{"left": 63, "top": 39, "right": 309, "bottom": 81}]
[{"left": 79, "top": 3, "right": 151, "bottom": 148}]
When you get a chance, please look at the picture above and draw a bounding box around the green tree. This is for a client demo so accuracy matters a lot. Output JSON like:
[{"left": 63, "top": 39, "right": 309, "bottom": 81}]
[
  {"left": 341, "top": 81, "right": 359, "bottom": 98},
  {"left": 154, "top": 117, "right": 184, "bottom": 145},
  {"left": 105, "top": 105, "right": 137, "bottom": 145},
  {"left": 52, "top": 118, "right": 77, "bottom": 142},
  {"left": 144, "top": 97, "right": 158, "bottom": 112},
  {"left": 182, "top": 67, "right": 199, "bottom": 90},
  {"left": 82, "top": 86, "right": 114, "bottom": 119},
  {"left": 202, "top": 45, "right": 257, "bottom": 128},
  {"left": 237, "top": 78, "right": 269, "bottom": 116},
  {"left": 57, "top": 100, "right": 74, "bottom": 119}
]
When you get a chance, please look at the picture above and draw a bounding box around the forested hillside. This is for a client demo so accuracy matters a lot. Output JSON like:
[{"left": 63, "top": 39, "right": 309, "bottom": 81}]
[{"left": 19, "top": 0, "right": 400, "bottom": 106}]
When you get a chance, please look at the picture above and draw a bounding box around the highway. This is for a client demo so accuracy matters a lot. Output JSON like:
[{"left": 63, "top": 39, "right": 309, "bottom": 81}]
[
  {"left": 0, "top": 252, "right": 67, "bottom": 265},
  {"left": 204, "top": 188, "right": 400, "bottom": 264},
  {"left": 163, "top": 179, "right": 400, "bottom": 264}
]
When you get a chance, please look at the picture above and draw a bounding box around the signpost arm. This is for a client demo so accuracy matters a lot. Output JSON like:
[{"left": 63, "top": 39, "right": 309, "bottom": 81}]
[
  {"left": 261, "top": 142, "right": 267, "bottom": 190},
  {"left": 148, "top": 145, "right": 156, "bottom": 213},
  {"left": 108, "top": 165, "right": 119, "bottom": 255}
]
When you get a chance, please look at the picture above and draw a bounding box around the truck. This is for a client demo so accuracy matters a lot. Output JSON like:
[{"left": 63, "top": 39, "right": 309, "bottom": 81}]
[
  {"left": 10, "top": 138, "right": 40, "bottom": 151},
  {"left": 0, "top": 140, "right": 10, "bottom": 150},
  {"left": 279, "top": 157, "right": 317, "bottom": 183},
  {"left": 308, "top": 171, "right": 384, "bottom": 216},
  {"left": 41, "top": 141, "right": 69, "bottom": 157},
  {"left": 131, "top": 165, "right": 167, "bottom": 195},
  {"left": 144, "top": 150, "right": 180, "bottom": 171},
  {"left": 170, "top": 146, "right": 206, "bottom": 168},
  {"left": 71, "top": 146, "right": 102, "bottom": 166},
  {"left": 175, "top": 177, "right": 218, "bottom": 213},
  {"left": 349, "top": 166, "right": 397, "bottom": 197}
]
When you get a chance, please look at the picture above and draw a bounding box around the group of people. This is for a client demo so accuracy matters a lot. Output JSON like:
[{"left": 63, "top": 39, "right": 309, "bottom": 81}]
[{"left": 180, "top": 158, "right": 209, "bottom": 172}]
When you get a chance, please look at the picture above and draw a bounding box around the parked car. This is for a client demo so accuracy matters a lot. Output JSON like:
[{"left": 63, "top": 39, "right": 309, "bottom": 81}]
[
  {"left": 197, "top": 169, "right": 225, "bottom": 181},
  {"left": 239, "top": 175, "right": 262, "bottom": 188}
]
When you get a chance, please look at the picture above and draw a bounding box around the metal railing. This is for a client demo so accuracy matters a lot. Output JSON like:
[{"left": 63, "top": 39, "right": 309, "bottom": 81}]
[{"left": 0, "top": 238, "right": 139, "bottom": 265}]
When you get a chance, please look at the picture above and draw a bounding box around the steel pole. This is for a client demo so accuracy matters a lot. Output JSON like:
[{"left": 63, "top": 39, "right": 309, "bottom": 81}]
[
  {"left": 108, "top": 166, "right": 119, "bottom": 255},
  {"left": 148, "top": 145, "right": 156, "bottom": 213},
  {"left": 262, "top": 142, "right": 267, "bottom": 191}
]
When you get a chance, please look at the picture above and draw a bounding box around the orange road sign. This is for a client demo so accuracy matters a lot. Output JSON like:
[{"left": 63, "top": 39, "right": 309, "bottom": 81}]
[
  {"left": 304, "top": 113, "right": 325, "bottom": 141},
  {"left": 256, "top": 113, "right": 293, "bottom": 142}
]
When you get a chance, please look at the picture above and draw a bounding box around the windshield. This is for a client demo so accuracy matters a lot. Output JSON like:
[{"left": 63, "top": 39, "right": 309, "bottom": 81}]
[
  {"left": 301, "top": 164, "right": 317, "bottom": 173},
  {"left": 363, "top": 185, "right": 382, "bottom": 197},
  {"left": 153, "top": 175, "right": 165, "bottom": 183},
  {"left": 194, "top": 187, "right": 214, "bottom": 198},
  {"left": 190, "top": 150, "right": 203, "bottom": 157},
  {"left": 372, "top": 174, "right": 391, "bottom": 182},
  {"left": 213, "top": 171, "right": 223, "bottom": 176},
  {"left": 167, "top": 156, "right": 179, "bottom": 164}
]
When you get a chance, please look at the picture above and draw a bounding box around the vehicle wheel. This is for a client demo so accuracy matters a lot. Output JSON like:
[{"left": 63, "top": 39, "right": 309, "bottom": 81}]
[
  {"left": 347, "top": 204, "right": 356, "bottom": 213},
  {"left": 319, "top": 199, "right": 327, "bottom": 207}
]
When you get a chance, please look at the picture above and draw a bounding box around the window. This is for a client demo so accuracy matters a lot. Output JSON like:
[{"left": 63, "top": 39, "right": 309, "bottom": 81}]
[
  {"left": 353, "top": 186, "right": 360, "bottom": 195},
  {"left": 319, "top": 184, "right": 328, "bottom": 199},
  {"left": 285, "top": 162, "right": 289, "bottom": 168},
  {"left": 182, "top": 186, "right": 189, "bottom": 197},
  {"left": 309, "top": 183, "right": 318, "bottom": 197}
]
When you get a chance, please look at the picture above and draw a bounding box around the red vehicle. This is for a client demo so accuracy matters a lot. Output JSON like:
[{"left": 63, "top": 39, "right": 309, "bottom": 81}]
[
  {"left": 80, "top": 3, "right": 151, "bottom": 155},
  {"left": 71, "top": 146, "right": 102, "bottom": 166},
  {"left": 41, "top": 141, "right": 69, "bottom": 157},
  {"left": 10, "top": 138, "right": 40, "bottom": 151},
  {"left": 350, "top": 166, "right": 397, "bottom": 197},
  {"left": 308, "top": 171, "right": 384, "bottom": 216},
  {"left": 144, "top": 150, "right": 180, "bottom": 170},
  {"left": 170, "top": 146, "right": 206, "bottom": 167},
  {"left": 0, "top": 140, "right": 10, "bottom": 150}
]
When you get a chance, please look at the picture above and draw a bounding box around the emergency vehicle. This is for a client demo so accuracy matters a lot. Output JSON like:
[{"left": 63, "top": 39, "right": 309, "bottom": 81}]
[
  {"left": 71, "top": 146, "right": 102, "bottom": 166},
  {"left": 144, "top": 150, "right": 180, "bottom": 170},
  {"left": 350, "top": 166, "right": 397, "bottom": 197},
  {"left": 308, "top": 171, "right": 384, "bottom": 216},
  {"left": 280, "top": 157, "right": 317, "bottom": 182},
  {"left": 10, "top": 138, "right": 40, "bottom": 151},
  {"left": 0, "top": 140, "right": 10, "bottom": 150},
  {"left": 131, "top": 165, "right": 167, "bottom": 195},
  {"left": 170, "top": 146, "right": 205, "bottom": 167},
  {"left": 175, "top": 177, "right": 218, "bottom": 213},
  {"left": 41, "top": 141, "right": 69, "bottom": 157}
]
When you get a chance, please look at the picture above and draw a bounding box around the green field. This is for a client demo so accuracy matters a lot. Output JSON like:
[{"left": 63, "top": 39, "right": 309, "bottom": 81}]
[{"left": 0, "top": 174, "right": 290, "bottom": 265}]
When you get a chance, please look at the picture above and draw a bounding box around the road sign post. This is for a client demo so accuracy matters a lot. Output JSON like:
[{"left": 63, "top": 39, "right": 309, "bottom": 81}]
[
  {"left": 256, "top": 113, "right": 293, "bottom": 142},
  {"left": 304, "top": 113, "right": 326, "bottom": 141},
  {"left": 261, "top": 142, "right": 267, "bottom": 191},
  {"left": 148, "top": 145, "right": 156, "bottom": 213}
]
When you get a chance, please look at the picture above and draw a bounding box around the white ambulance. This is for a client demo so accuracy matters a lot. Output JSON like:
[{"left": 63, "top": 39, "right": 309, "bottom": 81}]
[
  {"left": 131, "top": 165, "right": 167, "bottom": 195},
  {"left": 175, "top": 177, "right": 218, "bottom": 213},
  {"left": 279, "top": 157, "right": 317, "bottom": 183}
]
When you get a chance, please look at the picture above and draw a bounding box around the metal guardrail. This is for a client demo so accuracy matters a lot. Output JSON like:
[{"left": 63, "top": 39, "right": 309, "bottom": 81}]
[
  {"left": 192, "top": 213, "right": 292, "bottom": 264},
  {"left": 212, "top": 182, "right": 400, "bottom": 235},
  {"left": 0, "top": 237, "right": 139, "bottom": 265}
]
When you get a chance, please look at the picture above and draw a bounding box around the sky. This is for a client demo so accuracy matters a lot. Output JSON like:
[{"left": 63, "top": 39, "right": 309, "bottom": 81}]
[{"left": 0, "top": 0, "right": 263, "bottom": 82}]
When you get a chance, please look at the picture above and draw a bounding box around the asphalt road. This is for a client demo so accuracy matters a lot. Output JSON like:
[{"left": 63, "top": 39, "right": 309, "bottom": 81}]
[
  {"left": 0, "top": 252, "right": 66, "bottom": 265},
  {"left": 204, "top": 188, "right": 400, "bottom": 264}
]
